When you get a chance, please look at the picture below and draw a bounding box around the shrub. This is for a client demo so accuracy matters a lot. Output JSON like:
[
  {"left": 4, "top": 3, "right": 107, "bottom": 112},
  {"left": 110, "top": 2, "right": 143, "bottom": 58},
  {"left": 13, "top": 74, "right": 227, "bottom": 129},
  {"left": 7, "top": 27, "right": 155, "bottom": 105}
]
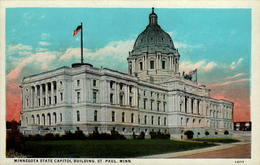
[
  {"left": 149, "top": 131, "right": 170, "bottom": 139},
  {"left": 6, "top": 128, "right": 25, "bottom": 153},
  {"left": 137, "top": 131, "right": 145, "bottom": 139},
  {"left": 88, "top": 130, "right": 126, "bottom": 140}
]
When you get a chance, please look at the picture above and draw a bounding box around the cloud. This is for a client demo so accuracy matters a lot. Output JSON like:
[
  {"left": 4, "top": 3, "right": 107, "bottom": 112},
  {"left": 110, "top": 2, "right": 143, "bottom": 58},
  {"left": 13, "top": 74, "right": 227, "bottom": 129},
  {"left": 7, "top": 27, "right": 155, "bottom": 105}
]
[
  {"left": 8, "top": 44, "right": 33, "bottom": 53},
  {"left": 38, "top": 41, "right": 50, "bottom": 46},
  {"left": 225, "top": 73, "right": 245, "bottom": 80},
  {"left": 60, "top": 40, "right": 134, "bottom": 62},
  {"left": 180, "top": 60, "right": 217, "bottom": 73},
  {"left": 208, "top": 78, "right": 250, "bottom": 87},
  {"left": 7, "top": 50, "right": 59, "bottom": 81},
  {"left": 230, "top": 58, "right": 243, "bottom": 70},
  {"left": 41, "top": 33, "right": 50, "bottom": 40}
]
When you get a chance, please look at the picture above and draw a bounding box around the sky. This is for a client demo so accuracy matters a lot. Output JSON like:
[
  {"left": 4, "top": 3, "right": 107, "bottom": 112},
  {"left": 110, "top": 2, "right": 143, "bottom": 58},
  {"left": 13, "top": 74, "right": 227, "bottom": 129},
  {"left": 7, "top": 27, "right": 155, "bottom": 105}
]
[{"left": 6, "top": 8, "right": 251, "bottom": 122}]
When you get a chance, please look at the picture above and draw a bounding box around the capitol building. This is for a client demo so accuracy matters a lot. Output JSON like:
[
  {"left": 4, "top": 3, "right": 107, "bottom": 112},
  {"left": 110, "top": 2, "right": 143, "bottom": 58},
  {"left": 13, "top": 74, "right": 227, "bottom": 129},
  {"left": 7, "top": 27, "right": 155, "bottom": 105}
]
[{"left": 20, "top": 8, "right": 233, "bottom": 139}]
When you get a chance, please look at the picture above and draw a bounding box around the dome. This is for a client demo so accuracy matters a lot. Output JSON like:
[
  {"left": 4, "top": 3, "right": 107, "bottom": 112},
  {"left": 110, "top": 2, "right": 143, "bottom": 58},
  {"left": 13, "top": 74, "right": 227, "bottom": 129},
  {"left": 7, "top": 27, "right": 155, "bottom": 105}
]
[{"left": 131, "top": 8, "right": 176, "bottom": 55}]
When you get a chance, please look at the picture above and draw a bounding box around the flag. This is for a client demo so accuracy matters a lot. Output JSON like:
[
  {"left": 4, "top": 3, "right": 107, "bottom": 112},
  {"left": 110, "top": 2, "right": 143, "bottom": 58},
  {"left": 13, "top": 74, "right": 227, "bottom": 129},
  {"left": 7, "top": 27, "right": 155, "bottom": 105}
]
[
  {"left": 73, "top": 25, "right": 82, "bottom": 36},
  {"left": 189, "top": 68, "right": 197, "bottom": 75}
]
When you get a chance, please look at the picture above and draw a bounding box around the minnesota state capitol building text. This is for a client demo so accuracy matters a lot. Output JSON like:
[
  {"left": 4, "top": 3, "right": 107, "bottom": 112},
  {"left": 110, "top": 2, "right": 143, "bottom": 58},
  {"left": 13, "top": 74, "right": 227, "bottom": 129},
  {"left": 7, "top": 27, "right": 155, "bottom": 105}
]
[{"left": 20, "top": 9, "right": 233, "bottom": 139}]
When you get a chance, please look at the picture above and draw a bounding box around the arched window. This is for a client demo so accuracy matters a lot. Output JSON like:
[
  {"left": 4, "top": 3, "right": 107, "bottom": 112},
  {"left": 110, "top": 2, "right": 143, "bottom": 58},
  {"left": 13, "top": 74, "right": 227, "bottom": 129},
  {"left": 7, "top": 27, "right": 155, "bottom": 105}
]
[
  {"left": 94, "top": 110, "right": 98, "bottom": 121},
  {"left": 37, "top": 114, "right": 40, "bottom": 125},
  {"left": 131, "top": 113, "right": 134, "bottom": 123},
  {"left": 112, "top": 111, "right": 115, "bottom": 122},
  {"left": 180, "top": 117, "right": 183, "bottom": 126},
  {"left": 122, "top": 112, "right": 125, "bottom": 122},
  {"left": 53, "top": 112, "right": 57, "bottom": 124},
  {"left": 42, "top": 114, "right": 45, "bottom": 125},
  {"left": 31, "top": 115, "right": 35, "bottom": 125},
  {"left": 77, "top": 111, "right": 80, "bottom": 122},
  {"left": 139, "top": 62, "right": 143, "bottom": 70},
  {"left": 47, "top": 113, "right": 51, "bottom": 125}
]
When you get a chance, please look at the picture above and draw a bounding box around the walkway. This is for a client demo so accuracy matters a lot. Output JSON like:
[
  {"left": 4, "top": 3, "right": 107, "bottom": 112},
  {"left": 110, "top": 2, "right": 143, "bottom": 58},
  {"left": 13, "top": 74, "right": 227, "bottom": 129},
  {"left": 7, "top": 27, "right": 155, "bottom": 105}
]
[{"left": 140, "top": 142, "right": 251, "bottom": 158}]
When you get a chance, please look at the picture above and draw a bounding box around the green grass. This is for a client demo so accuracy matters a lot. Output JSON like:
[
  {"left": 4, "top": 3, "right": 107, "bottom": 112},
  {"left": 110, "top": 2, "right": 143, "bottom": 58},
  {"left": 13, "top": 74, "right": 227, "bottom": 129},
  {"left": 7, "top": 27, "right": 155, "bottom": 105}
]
[
  {"left": 193, "top": 138, "right": 240, "bottom": 143},
  {"left": 21, "top": 139, "right": 216, "bottom": 158}
]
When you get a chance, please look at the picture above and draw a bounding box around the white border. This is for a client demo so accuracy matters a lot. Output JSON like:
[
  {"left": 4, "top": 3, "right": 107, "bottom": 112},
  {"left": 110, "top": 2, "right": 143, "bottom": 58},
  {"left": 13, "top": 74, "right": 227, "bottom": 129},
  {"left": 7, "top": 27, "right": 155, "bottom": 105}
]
[{"left": 1, "top": 0, "right": 259, "bottom": 165}]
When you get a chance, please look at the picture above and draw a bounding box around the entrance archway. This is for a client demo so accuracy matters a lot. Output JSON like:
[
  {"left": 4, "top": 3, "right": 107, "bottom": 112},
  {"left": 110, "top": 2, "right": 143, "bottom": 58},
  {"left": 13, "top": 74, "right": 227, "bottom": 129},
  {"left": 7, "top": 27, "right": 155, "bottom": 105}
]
[{"left": 184, "top": 130, "right": 194, "bottom": 139}]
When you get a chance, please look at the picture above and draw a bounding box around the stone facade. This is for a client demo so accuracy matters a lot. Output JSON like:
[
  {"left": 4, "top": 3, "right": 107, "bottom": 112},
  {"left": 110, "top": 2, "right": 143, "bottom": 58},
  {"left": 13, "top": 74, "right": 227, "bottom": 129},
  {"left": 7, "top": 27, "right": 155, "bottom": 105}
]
[{"left": 20, "top": 8, "right": 233, "bottom": 139}]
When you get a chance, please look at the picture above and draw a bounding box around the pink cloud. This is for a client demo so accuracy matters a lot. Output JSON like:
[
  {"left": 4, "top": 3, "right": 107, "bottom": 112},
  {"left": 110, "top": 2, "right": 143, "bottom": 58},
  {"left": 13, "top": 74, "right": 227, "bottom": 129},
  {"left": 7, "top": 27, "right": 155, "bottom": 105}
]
[
  {"left": 225, "top": 73, "right": 245, "bottom": 80},
  {"left": 208, "top": 78, "right": 250, "bottom": 87}
]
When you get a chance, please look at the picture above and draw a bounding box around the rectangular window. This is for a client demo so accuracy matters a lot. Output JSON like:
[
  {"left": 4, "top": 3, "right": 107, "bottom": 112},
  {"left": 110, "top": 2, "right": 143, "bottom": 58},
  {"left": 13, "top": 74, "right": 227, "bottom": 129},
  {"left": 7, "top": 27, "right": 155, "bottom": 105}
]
[
  {"left": 144, "top": 115, "right": 147, "bottom": 125},
  {"left": 93, "top": 90, "right": 97, "bottom": 103},
  {"left": 143, "top": 99, "right": 146, "bottom": 109},
  {"left": 157, "top": 101, "right": 160, "bottom": 111},
  {"left": 122, "top": 112, "right": 125, "bottom": 122},
  {"left": 140, "top": 62, "right": 143, "bottom": 70},
  {"left": 60, "top": 92, "right": 63, "bottom": 101},
  {"left": 49, "top": 97, "right": 51, "bottom": 105},
  {"left": 163, "top": 102, "right": 166, "bottom": 112},
  {"left": 60, "top": 113, "right": 62, "bottom": 122},
  {"left": 94, "top": 110, "right": 97, "bottom": 121},
  {"left": 93, "top": 80, "right": 96, "bottom": 87},
  {"left": 129, "top": 86, "right": 132, "bottom": 93},
  {"left": 43, "top": 97, "right": 46, "bottom": 106},
  {"left": 110, "top": 81, "right": 114, "bottom": 89},
  {"left": 151, "top": 116, "right": 154, "bottom": 125},
  {"left": 54, "top": 96, "right": 57, "bottom": 104},
  {"left": 77, "top": 111, "right": 80, "bottom": 121},
  {"left": 38, "top": 98, "right": 41, "bottom": 106},
  {"left": 120, "top": 94, "right": 123, "bottom": 105},
  {"left": 129, "top": 97, "right": 132, "bottom": 106},
  {"left": 110, "top": 93, "right": 113, "bottom": 104},
  {"left": 112, "top": 111, "right": 115, "bottom": 122},
  {"left": 151, "top": 100, "right": 153, "bottom": 110},
  {"left": 77, "top": 80, "right": 80, "bottom": 86},
  {"left": 162, "top": 61, "right": 166, "bottom": 69},
  {"left": 26, "top": 98, "right": 29, "bottom": 107},
  {"left": 150, "top": 61, "right": 154, "bottom": 69},
  {"left": 77, "top": 92, "right": 80, "bottom": 103}
]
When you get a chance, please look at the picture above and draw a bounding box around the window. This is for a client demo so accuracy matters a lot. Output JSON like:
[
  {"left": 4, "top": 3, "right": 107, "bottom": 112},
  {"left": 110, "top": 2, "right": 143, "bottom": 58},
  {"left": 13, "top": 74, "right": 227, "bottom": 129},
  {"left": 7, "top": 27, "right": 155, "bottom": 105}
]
[
  {"left": 54, "top": 96, "right": 57, "bottom": 104},
  {"left": 163, "top": 102, "right": 166, "bottom": 112},
  {"left": 94, "top": 110, "right": 97, "bottom": 121},
  {"left": 93, "top": 80, "right": 96, "bottom": 87},
  {"left": 26, "top": 98, "right": 29, "bottom": 107},
  {"left": 110, "top": 93, "right": 113, "bottom": 104},
  {"left": 157, "top": 101, "right": 160, "bottom": 111},
  {"left": 131, "top": 113, "right": 134, "bottom": 123},
  {"left": 60, "top": 113, "right": 62, "bottom": 122},
  {"left": 77, "top": 111, "right": 80, "bottom": 122},
  {"left": 37, "top": 115, "right": 40, "bottom": 125},
  {"left": 38, "top": 98, "right": 41, "bottom": 106},
  {"left": 164, "top": 117, "right": 167, "bottom": 126},
  {"left": 93, "top": 90, "right": 97, "bottom": 103},
  {"left": 143, "top": 99, "right": 146, "bottom": 109},
  {"left": 60, "top": 93, "right": 63, "bottom": 101},
  {"left": 60, "top": 81, "right": 63, "bottom": 86},
  {"left": 157, "top": 93, "right": 159, "bottom": 98},
  {"left": 151, "top": 100, "right": 154, "bottom": 110},
  {"left": 151, "top": 116, "right": 154, "bottom": 125},
  {"left": 158, "top": 117, "right": 161, "bottom": 125},
  {"left": 53, "top": 112, "right": 57, "bottom": 124},
  {"left": 138, "top": 115, "right": 140, "bottom": 124},
  {"left": 77, "top": 80, "right": 80, "bottom": 86},
  {"left": 129, "top": 86, "right": 133, "bottom": 93},
  {"left": 112, "top": 111, "right": 115, "bottom": 122},
  {"left": 122, "top": 112, "right": 125, "bottom": 122},
  {"left": 31, "top": 115, "right": 35, "bottom": 125},
  {"left": 48, "top": 97, "right": 51, "bottom": 105},
  {"left": 140, "top": 62, "right": 143, "bottom": 70},
  {"left": 144, "top": 115, "right": 147, "bottom": 125},
  {"left": 120, "top": 83, "right": 123, "bottom": 90},
  {"left": 120, "top": 94, "right": 124, "bottom": 105},
  {"left": 77, "top": 92, "right": 80, "bottom": 103},
  {"left": 110, "top": 81, "right": 114, "bottom": 89},
  {"left": 150, "top": 60, "right": 154, "bottom": 69},
  {"left": 162, "top": 61, "right": 166, "bottom": 69},
  {"left": 191, "top": 99, "right": 194, "bottom": 113},
  {"left": 129, "top": 97, "right": 132, "bottom": 106}
]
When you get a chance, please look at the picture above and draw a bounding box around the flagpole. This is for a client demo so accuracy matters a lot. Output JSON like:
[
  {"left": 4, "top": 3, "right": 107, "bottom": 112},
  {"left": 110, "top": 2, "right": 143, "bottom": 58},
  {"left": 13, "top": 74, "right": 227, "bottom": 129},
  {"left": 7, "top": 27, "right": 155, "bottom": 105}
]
[{"left": 81, "top": 22, "right": 83, "bottom": 63}]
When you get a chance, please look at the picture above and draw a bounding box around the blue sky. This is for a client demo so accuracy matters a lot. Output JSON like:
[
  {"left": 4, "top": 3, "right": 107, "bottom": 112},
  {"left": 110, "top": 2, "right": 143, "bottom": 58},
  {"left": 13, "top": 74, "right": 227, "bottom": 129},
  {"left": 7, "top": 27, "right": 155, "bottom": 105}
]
[{"left": 6, "top": 8, "right": 251, "bottom": 84}]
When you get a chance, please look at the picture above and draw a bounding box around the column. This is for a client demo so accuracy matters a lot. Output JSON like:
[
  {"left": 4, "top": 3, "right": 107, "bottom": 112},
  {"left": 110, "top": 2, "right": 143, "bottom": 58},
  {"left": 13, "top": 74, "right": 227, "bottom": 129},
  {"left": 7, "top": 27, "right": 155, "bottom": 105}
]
[
  {"left": 188, "top": 98, "right": 192, "bottom": 113},
  {"left": 169, "top": 56, "right": 172, "bottom": 69},
  {"left": 40, "top": 84, "right": 43, "bottom": 107},
  {"left": 34, "top": 85, "right": 37, "bottom": 108},
  {"left": 45, "top": 83, "right": 49, "bottom": 106},
  {"left": 51, "top": 82, "right": 54, "bottom": 105}
]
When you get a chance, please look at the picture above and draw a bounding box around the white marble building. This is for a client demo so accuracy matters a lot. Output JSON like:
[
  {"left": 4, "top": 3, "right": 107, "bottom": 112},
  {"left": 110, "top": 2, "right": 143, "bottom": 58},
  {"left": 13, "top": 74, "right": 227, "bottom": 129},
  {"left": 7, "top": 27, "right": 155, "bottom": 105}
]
[{"left": 20, "top": 8, "right": 233, "bottom": 139}]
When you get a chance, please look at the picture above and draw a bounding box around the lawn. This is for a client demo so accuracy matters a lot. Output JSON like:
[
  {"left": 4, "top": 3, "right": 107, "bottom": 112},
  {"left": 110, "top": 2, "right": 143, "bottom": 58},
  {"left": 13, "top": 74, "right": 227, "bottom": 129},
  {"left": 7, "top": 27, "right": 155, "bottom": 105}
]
[
  {"left": 21, "top": 139, "right": 216, "bottom": 158},
  {"left": 193, "top": 138, "right": 240, "bottom": 143}
]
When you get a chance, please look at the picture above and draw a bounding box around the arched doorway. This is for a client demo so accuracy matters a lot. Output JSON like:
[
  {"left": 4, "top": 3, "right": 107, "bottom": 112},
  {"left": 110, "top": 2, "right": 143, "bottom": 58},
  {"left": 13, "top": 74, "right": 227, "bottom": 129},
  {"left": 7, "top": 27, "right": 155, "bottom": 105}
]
[{"left": 184, "top": 130, "right": 194, "bottom": 139}]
